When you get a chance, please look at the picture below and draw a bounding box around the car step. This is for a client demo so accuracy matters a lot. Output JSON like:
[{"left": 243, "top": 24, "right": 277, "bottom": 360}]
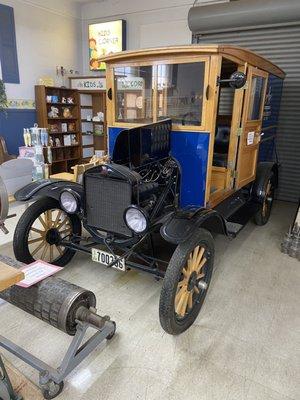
[{"left": 225, "top": 221, "right": 244, "bottom": 237}]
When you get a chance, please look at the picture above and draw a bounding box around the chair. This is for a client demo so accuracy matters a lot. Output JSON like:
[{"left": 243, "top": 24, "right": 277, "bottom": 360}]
[
  {"left": 0, "top": 137, "right": 16, "bottom": 165},
  {"left": 0, "top": 159, "right": 33, "bottom": 200}
]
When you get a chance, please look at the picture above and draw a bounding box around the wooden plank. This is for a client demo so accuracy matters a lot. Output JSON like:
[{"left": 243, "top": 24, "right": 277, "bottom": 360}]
[
  {"left": 49, "top": 172, "right": 74, "bottom": 182},
  {"left": 0, "top": 261, "right": 24, "bottom": 291},
  {"left": 225, "top": 62, "right": 248, "bottom": 190},
  {"left": 204, "top": 54, "right": 222, "bottom": 204}
]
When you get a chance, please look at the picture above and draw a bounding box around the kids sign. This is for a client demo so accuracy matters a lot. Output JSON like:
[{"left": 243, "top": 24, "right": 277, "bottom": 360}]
[
  {"left": 89, "top": 20, "right": 126, "bottom": 71},
  {"left": 117, "top": 77, "right": 144, "bottom": 91},
  {"left": 70, "top": 77, "right": 106, "bottom": 91}
]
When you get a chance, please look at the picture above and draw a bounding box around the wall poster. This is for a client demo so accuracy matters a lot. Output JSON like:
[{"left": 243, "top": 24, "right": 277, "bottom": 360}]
[{"left": 88, "top": 20, "right": 126, "bottom": 71}]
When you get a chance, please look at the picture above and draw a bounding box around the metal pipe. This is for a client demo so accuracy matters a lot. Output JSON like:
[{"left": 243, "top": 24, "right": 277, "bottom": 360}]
[{"left": 188, "top": 0, "right": 300, "bottom": 34}]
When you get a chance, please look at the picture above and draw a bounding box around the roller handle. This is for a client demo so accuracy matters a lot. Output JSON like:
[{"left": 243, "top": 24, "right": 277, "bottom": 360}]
[{"left": 76, "top": 306, "right": 111, "bottom": 330}]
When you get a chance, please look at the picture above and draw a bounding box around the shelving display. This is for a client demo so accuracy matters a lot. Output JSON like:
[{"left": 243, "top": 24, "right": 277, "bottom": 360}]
[
  {"left": 79, "top": 91, "right": 106, "bottom": 159},
  {"left": 69, "top": 77, "right": 107, "bottom": 160},
  {"left": 35, "top": 85, "right": 82, "bottom": 174}
]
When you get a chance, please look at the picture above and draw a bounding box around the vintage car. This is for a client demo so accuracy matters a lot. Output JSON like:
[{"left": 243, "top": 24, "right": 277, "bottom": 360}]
[{"left": 13, "top": 45, "right": 285, "bottom": 335}]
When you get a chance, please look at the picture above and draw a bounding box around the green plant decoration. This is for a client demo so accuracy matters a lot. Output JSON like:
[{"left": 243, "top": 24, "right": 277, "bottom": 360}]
[{"left": 0, "top": 79, "right": 8, "bottom": 114}]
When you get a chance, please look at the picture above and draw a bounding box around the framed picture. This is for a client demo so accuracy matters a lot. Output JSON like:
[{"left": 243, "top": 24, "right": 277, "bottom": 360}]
[{"left": 88, "top": 20, "right": 126, "bottom": 71}]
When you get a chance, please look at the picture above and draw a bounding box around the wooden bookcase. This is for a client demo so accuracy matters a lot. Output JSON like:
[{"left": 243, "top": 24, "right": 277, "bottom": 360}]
[
  {"left": 69, "top": 76, "right": 107, "bottom": 160},
  {"left": 78, "top": 91, "right": 107, "bottom": 160},
  {"left": 35, "top": 85, "right": 82, "bottom": 174}
]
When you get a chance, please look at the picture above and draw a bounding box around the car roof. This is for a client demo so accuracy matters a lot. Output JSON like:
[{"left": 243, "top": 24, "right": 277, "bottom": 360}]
[{"left": 100, "top": 44, "right": 285, "bottom": 79}]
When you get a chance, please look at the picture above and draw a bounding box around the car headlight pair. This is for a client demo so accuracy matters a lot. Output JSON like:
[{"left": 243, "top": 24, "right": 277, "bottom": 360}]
[
  {"left": 59, "top": 190, "right": 79, "bottom": 214},
  {"left": 124, "top": 206, "right": 149, "bottom": 234},
  {"left": 60, "top": 190, "right": 148, "bottom": 235}
]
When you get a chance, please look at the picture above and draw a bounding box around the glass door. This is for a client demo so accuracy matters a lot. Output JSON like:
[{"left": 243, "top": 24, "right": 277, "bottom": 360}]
[{"left": 235, "top": 66, "right": 268, "bottom": 188}]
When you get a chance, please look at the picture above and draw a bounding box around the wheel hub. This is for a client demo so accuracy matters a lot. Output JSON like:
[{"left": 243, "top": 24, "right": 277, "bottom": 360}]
[
  {"left": 187, "top": 271, "right": 197, "bottom": 291},
  {"left": 46, "top": 228, "right": 61, "bottom": 245}
]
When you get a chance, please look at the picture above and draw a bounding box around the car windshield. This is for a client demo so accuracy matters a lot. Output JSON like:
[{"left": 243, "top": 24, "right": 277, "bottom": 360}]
[{"left": 113, "top": 61, "right": 206, "bottom": 127}]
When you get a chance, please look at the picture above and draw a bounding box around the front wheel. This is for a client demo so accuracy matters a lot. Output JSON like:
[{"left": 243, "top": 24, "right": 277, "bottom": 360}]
[
  {"left": 159, "top": 228, "right": 214, "bottom": 335},
  {"left": 13, "top": 197, "right": 81, "bottom": 266}
]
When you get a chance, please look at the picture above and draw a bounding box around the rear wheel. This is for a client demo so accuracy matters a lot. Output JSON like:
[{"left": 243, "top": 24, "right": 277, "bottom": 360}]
[
  {"left": 159, "top": 228, "right": 214, "bottom": 335},
  {"left": 254, "top": 172, "right": 275, "bottom": 226},
  {"left": 13, "top": 197, "right": 81, "bottom": 266}
]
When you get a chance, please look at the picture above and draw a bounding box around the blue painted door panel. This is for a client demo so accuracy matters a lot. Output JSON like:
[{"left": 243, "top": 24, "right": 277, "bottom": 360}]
[
  {"left": 171, "top": 131, "right": 209, "bottom": 208},
  {"left": 108, "top": 127, "right": 125, "bottom": 156}
]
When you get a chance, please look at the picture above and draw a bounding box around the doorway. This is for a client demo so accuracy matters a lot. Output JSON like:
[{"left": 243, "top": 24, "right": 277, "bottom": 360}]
[{"left": 210, "top": 58, "right": 244, "bottom": 201}]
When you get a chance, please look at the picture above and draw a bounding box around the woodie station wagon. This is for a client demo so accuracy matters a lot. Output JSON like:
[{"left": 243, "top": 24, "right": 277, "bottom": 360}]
[{"left": 13, "top": 45, "right": 285, "bottom": 334}]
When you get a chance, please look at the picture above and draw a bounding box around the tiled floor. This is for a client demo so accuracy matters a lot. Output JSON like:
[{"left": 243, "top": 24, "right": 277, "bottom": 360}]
[{"left": 0, "top": 201, "right": 299, "bottom": 400}]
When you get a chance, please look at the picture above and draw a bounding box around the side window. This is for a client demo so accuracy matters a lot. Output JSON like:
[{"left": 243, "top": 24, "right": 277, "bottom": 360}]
[
  {"left": 0, "top": 4, "right": 19, "bottom": 83},
  {"left": 114, "top": 66, "right": 154, "bottom": 123},
  {"left": 157, "top": 62, "right": 205, "bottom": 127},
  {"left": 248, "top": 75, "right": 266, "bottom": 120}
]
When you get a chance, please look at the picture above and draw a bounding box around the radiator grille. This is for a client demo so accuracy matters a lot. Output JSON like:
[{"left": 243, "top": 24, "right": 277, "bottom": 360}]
[{"left": 84, "top": 174, "right": 132, "bottom": 237}]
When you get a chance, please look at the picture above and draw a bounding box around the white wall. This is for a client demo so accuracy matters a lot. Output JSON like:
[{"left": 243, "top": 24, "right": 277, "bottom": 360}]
[
  {"left": 0, "top": 0, "right": 229, "bottom": 99},
  {"left": 80, "top": 0, "right": 229, "bottom": 75},
  {"left": 0, "top": 0, "right": 82, "bottom": 101}
]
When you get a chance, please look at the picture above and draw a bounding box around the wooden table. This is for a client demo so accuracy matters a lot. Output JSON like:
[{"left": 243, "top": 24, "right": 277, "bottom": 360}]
[{"left": 0, "top": 261, "right": 24, "bottom": 292}]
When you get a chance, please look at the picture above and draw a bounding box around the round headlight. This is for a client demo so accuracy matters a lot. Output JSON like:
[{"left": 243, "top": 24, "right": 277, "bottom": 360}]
[
  {"left": 124, "top": 206, "right": 148, "bottom": 234},
  {"left": 60, "top": 190, "right": 78, "bottom": 214}
]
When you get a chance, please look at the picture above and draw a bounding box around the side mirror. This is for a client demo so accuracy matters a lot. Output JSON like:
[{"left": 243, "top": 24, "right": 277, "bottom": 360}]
[
  {"left": 229, "top": 71, "right": 247, "bottom": 89},
  {"left": 217, "top": 71, "right": 247, "bottom": 89}
]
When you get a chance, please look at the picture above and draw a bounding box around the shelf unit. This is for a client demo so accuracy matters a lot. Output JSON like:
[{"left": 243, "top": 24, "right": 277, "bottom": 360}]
[
  {"left": 78, "top": 91, "right": 107, "bottom": 160},
  {"left": 35, "top": 85, "right": 82, "bottom": 174}
]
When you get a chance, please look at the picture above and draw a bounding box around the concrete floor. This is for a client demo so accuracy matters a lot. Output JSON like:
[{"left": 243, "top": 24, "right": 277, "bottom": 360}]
[{"left": 0, "top": 200, "right": 299, "bottom": 400}]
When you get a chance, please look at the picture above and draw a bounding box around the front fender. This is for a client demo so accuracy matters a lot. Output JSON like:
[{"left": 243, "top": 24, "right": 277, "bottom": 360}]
[
  {"left": 14, "top": 179, "right": 84, "bottom": 202},
  {"left": 160, "top": 208, "right": 228, "bottom": 245}
]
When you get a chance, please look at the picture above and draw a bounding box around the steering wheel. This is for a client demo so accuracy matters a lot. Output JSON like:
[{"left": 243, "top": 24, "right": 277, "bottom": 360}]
[
  {"left": 0, "top": 176, "right": 9, "bottom": 233},
  {"left": 181, "top": 112, "right": 199, "bottom": 126}
]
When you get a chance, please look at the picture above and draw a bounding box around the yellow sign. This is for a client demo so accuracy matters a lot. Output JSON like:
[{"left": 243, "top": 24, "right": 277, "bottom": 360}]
[{"left": 89, "top": 20, "right": 126, "bottom": 71}]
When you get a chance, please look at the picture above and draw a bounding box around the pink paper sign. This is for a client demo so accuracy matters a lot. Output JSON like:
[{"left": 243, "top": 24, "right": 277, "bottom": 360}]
[{"left": 16, "top": 260, "right": 62, "bottom": 288}]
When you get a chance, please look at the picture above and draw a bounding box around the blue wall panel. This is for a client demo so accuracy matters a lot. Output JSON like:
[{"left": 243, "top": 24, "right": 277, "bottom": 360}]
[
  {"left": 0, "top": 109, "right": 37, "bottom": 154},
  {"left": 0, "top": 4, "right": 20, "bottom": 83}
]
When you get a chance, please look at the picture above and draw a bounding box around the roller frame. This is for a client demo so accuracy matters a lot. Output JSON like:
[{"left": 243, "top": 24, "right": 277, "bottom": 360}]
[
  {"left": 0, "top": 256, "right": 116, "bottom": 399},
  {"left": 0, "top": 318, "right": 115, "bottom": 398}
]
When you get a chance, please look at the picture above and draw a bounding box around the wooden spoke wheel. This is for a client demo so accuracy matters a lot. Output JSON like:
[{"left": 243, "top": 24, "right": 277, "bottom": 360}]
[
  {"left": 14, "top": 197, "right": 81, "bottom": 266},
  {"left": 254, "top": 172, "right": 275, "bottom": 226},
  {"left": 159, "top": 228, "right": 214, "bottom": 335}
]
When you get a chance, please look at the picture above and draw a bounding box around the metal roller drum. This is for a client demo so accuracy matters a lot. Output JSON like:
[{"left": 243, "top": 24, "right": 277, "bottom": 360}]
[{"left": 0, "top": 255, "right": 96, "bottom": 335}]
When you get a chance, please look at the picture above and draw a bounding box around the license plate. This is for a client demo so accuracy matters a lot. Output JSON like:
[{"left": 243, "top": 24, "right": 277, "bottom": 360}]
[{"left": 91, "top": 248, "right": 126, "bottom": 271}]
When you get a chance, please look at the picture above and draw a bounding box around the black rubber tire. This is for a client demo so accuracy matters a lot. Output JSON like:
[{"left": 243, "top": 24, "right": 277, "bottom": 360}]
[
  {"left": 159, "top": 228, "right": 214, "bottom": 335},
  {"left": 42, "top": 381, "right": 64, "bottom": 399},
  {"left": 13, "top": 197, "right": 81, "bottom": 266},
  {"left": 253, "top": 172, "right": 275, "bottom": 226}
]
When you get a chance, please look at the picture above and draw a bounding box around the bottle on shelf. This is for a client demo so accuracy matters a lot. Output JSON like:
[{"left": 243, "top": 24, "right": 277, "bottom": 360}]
[
  {"left": 47, "top": 146, "right": 52, "bottom": 164},
  {"left": 41, "top": 128, "right": 49, "bottom": 146},
  {"left": 30, "top": 123, "right": 41, "bottom": 146}
]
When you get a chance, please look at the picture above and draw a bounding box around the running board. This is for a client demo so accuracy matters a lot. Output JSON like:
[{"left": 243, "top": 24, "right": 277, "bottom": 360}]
[
  {"left": 225, "top": 221, "right": 244, "bottom": 237},
  {"left": 225, "top": 202, "right": 261, "bottom": 237}
]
